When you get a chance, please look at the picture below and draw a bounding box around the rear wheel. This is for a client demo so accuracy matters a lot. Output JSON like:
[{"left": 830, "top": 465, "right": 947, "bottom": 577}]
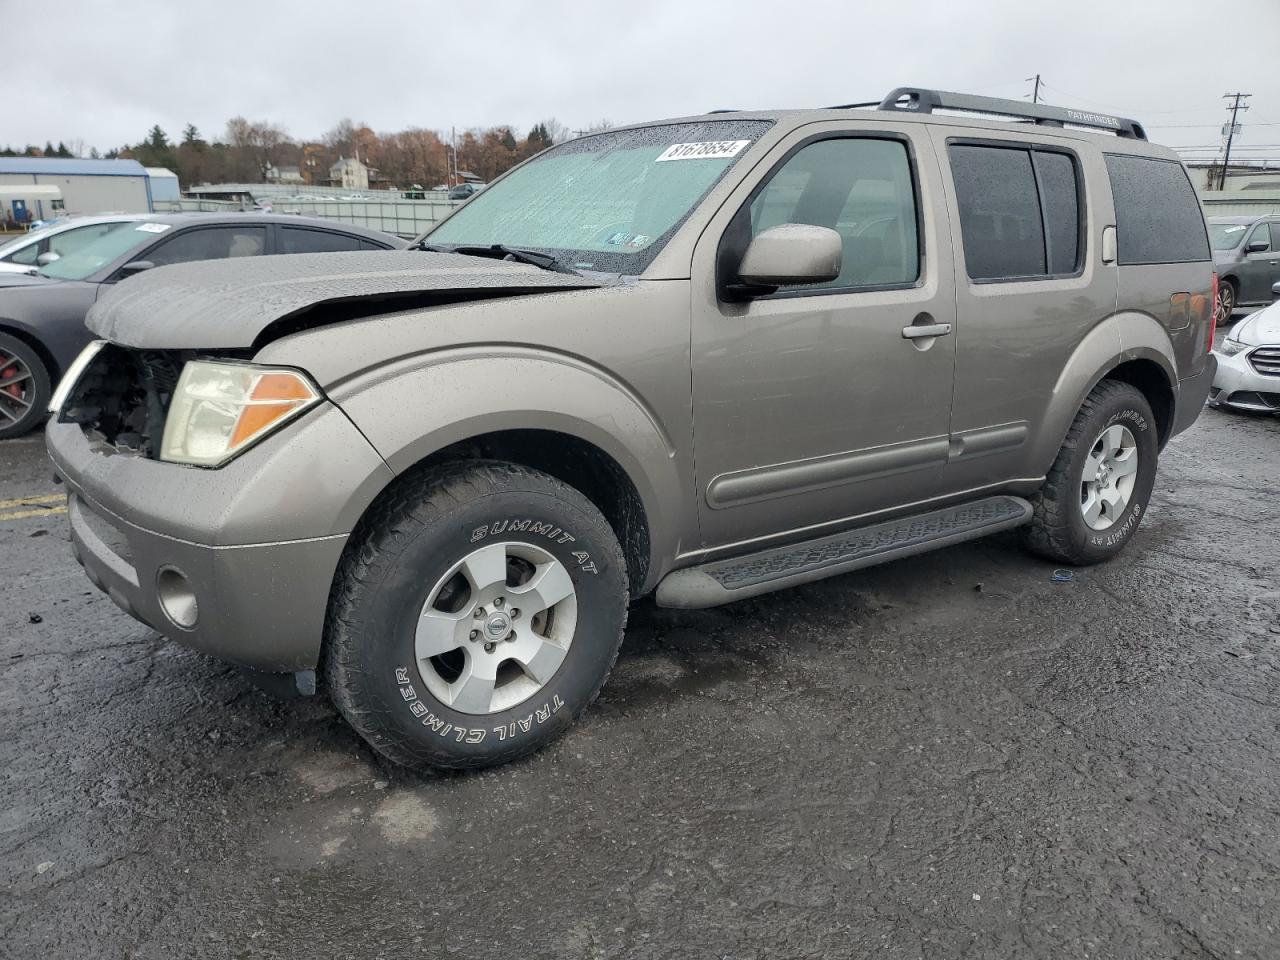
[
  {"left": 1214, "top": 279, "right": 1236, "bottom": 326},
  {"left": 1024, "top": 380, "right": 1158, "bottom": 565},
  {"left": 324, "top": 460, "right": 628, "bottom": 770},
  {"left": 0, "top": 332, "right": 51, "bottom": 440}
]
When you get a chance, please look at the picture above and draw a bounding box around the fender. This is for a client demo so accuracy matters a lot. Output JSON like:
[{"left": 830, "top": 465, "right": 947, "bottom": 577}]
[
  {"left": 326, "top": 345, "right": 690, "bottom": 582},
  {"left": 1029, "top": 310, "right": 1176, "bottom": 472}
]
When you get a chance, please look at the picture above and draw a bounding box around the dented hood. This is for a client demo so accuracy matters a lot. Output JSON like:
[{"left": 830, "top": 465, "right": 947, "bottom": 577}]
[{"left": 87, "top": 250, "right": 605, "bottom": 349}]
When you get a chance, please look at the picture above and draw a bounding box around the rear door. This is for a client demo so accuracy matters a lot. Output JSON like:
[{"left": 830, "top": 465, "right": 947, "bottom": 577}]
[
  {"left": 689, "top": 120, "right": 957, "bottom": 552},
  {"left": 932, "top": 127, "right": 1114, "bottom": 490}
]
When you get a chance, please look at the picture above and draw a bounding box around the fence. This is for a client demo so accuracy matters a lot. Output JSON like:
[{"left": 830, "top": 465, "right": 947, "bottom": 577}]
[{"left": 154, "top": 194, "right": 461, "bottom": 238}]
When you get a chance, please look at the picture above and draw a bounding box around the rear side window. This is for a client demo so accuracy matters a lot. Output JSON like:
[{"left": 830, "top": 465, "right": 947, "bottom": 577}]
[
  {"left": 279, "top": 227, "right": 367, "bottom": 254},
  {"left": 1104, "top": 154, "right": 1210, "bottom": 264},
  {"left": 1271, "top": 223, "right": 1280, "bottom": 250},
  {"left": 948, "top": 143, "right": 1083, "bottom": 281}
]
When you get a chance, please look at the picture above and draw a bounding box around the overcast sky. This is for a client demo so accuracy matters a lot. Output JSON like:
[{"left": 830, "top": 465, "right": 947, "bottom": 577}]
[{"left": 7, "top": 0, "right": 1280, "bottom": 159}]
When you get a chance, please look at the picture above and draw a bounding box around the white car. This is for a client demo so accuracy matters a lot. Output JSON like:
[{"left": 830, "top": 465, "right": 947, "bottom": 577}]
[
  {"left": 0, "top": 215, "right": 144, "bottom": 275},
  {"left": 1210, "top": 294, "right": 1280, "bottom": 413}
]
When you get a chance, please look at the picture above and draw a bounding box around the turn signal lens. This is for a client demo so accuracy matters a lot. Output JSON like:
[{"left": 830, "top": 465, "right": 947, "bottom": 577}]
[{"left": 161, "top": 361, "right": 321, "bottom": 467}]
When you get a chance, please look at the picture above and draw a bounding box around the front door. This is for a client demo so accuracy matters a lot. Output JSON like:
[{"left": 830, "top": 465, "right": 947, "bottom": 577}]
[
  {"left": 1239, "top": 221, "right": 1279, "bottom": 303},
  {"left": 689, "top": 122, "right": 956, "bottom": 554}
]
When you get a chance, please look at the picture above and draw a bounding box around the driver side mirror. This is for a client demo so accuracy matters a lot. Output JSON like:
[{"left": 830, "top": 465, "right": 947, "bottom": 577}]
[
  {"left": 733, "top": 224, "right": 842, "bottom": 297},
  {"left": 36, "top": 251, "right": 59, "bottom": 266},
  {"left": 1245, "top": 239, "right": 1269, "bottom": 254},
  {"left": 118, "top": 260, "right": 155, "bottom": 276}
]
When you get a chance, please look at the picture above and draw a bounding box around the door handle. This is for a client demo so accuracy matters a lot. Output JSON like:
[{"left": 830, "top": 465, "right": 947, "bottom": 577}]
[{"left": 902, "top": 322, "right": 952, "bottom": 339}]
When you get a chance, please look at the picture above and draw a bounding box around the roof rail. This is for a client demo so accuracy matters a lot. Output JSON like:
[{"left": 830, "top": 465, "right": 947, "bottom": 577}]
[{"left": 877, "top": 87, "right": 1147, "bottom": 140}]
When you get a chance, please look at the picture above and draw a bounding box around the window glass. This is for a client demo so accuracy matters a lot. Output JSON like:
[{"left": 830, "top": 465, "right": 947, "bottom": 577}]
[
  {"left": 279, "top": 227, "right": 365, "bottom": 254},
  {"left": 147, "top": 227, "right": 267, "bottom": 267},
  {"left": 6, "top": 240, "right": 41, "bottom": 265},
  {"left": 1104, "top": 154, "right": 1210, "bottom": 264},
  {"left": 1209, "top": 222, "right": 1249, "bottom": 250},
  {"left": 428, "top": 119, "right": 771, "bottom": 274},
  {"left": 949, "top": 144, "right": 1046, "bottom": 280},
  {"left": 49, "top": 222, "right": 130, "bottom": 258},
  {"left": 1246, "top": 223, "right": 1271, "bottom": 253},
  {"left": 1271, "top": 222, "right": 1280, "bottom": 251},
  {"left": 1034, "top": 151, "right": 1081, "bottom": 275},
  {"left": 746, "top": 137, "right": 919, "bottom": 289}
]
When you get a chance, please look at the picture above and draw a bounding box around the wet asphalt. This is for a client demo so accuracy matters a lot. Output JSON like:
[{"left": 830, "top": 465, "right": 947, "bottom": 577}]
[{"left": 2, "top": 398, "right": 1279, "bottom": 960}]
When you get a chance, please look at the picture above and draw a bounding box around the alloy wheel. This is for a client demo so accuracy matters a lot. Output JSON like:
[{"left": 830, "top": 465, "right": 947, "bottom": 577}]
[
  {"left": 0, "top": 347, "right": 34, "bottom": 428},
  {"left": 1080, "top": 424, "right": 1139, "bottom": 531}
]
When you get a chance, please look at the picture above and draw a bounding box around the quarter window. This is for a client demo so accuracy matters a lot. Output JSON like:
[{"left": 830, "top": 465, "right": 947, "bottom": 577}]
[
  {"left": 1103, "top": 154, "right": 1210, "bottom": 265},
  {"left": 745, "top": 137, "right": 920, "bottom": 290},
  {"left": 1270, "top": 222, "right": 1280, "bottom": 251},
  {"left": 948, "top": 143, "right": 1083, "bottom": 281}
]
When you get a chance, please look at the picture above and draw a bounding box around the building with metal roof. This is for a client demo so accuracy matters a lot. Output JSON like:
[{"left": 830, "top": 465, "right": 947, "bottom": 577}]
[{"left": 0, "top": 157, "right": 154, "bottom": 221}]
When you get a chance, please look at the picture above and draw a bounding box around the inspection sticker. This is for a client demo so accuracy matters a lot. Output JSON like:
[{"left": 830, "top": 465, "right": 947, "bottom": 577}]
[
  {"left": 135, "top": 223, "right": 172, "bottom": 233},
  {"left": 655, "top": 140, "right": 751, "bottom": 162}
]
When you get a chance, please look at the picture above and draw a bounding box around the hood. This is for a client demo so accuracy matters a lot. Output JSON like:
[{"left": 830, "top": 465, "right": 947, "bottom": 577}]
[
  {"left": 0, "top": 271, "right": 58, "bottom": 289},
  {"left": 87, "top": 250, "right": 606, "bottom": 350},
  {"left": 1232, "top": 301, "right": 1280, "bottom": 345}
]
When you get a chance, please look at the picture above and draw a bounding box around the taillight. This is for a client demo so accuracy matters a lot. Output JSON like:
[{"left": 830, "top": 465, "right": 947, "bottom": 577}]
[{"left": 1207, "top": 273, "right": 1219, "bottom": 354}]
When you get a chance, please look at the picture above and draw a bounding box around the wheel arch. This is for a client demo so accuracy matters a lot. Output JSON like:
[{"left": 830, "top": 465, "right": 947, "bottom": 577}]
[{"left": 0, "top": 319, "right": 59, "bottom": 383}]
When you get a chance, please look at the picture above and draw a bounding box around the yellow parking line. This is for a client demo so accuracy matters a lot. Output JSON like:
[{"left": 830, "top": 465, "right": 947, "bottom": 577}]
[
  {"left": 0, "top": 505, "right": 68, "bottom": 522},
  {"left": 0, "top": 493, "right": 65, "bottom": 510}
]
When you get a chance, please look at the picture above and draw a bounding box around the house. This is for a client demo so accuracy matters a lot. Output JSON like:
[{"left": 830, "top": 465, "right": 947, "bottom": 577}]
[
  {"left": 328, "top": 156, "right": 369, "bottom": 191},
  {"left": 265, "top": 164, "right": 305, "bottom": 185}
]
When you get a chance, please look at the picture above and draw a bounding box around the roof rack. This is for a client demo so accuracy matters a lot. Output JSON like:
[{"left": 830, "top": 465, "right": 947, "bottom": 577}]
[{"left": 874, "top": 87, "right": 1147, "bottom": 140}]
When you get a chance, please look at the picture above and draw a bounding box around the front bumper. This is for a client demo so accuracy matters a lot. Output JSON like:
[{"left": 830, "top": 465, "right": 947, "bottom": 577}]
[
  {"left": 1209, "top": 345, "right": 1280, "bottom": 413},
  {"left": 46, "top": 404, "right": 395, "bottom": 672}
]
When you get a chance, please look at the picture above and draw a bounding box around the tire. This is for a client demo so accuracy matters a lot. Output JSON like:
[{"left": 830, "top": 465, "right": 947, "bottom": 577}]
[
  {"left": 1214, "top": 279, "right": 1236, "bottom": 326},
  {"left": 0, "top": 332, "right": 51, "bottom": 440},
  {"left": 1024, "top": 380, "right": 1158, "bottom": 566},
  {"left": 324, "top": 460, "right": 629, "bottom": 770}
]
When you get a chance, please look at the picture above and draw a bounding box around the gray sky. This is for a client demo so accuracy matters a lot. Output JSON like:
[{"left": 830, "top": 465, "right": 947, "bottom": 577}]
[{"left": 8, "top": 0, "right": 1280, "bottom": 159}]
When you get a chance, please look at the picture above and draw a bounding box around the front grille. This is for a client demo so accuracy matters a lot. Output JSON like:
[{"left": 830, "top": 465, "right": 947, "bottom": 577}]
[{"left": 1249, "top": 346, "right": 1280, "bottom": 377}]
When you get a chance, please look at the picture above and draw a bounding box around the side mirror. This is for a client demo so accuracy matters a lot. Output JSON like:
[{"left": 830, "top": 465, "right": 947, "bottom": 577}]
[
  {"left": 118, "top": 260, "right": 155, "bottom": 276},
  {"left": 1272, "top": 280, "right": 1280, "bottom": 302},
  {"left": 734, "top": 224, "right": 842, "bottom": 296},
  {"left": 1245, "top": 239, "right": 1269, "bottom": 254},
  {"left": 36, "top": 251, "right": 60, "bottom": 266}
]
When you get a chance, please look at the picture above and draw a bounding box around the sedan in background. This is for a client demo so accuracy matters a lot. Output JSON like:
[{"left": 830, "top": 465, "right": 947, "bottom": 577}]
[
  {"left": 1209, "top": 215, "right": 1280, "bottom": 324},
  {"left": 1210, "top": 299, "right": 1280, "bottom": 413},
  {"left": 0, "top": 214, "right": 406, "bottom": 437},
  {"left": 0, "top": 215, "right": 145, "bottom": 275}
]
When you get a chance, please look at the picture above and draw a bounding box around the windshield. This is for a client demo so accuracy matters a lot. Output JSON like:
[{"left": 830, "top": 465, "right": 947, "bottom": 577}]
[
  {"left": 37, "top": 221, "right": 171, "bottom": 280},
  {"left": 426, "top": 119, "right": 773, "bottom": 273},
  {"left": 1209, "top": 222, "right": 1250, "bottom": 251}
]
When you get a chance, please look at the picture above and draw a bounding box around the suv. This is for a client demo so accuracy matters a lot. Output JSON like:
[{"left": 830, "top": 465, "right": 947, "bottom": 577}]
[
  {"left": 47, "top": 88, "right": 1216, "bottom": 770},
  {"left": 1209, "top": 214, "right": 1280, "bottom": 323}
]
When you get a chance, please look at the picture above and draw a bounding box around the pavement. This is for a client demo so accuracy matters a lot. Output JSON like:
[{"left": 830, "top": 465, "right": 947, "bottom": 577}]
[{"left": 2, "top": 398, "right": 1279, "bottom": 960}]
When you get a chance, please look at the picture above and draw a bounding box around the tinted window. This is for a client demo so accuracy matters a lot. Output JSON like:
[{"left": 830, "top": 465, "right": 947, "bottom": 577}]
[
  {"left": 147, "top": 226, "right": 267, "bottom": 267},
  {"left": 747, "top": 137, "right": 919, "bottom": 289},
  {"left": 949, "top": 145, "right": 1046, "bottom": 280},
  {"left": 1104, "top": 154, "right": 1210, "bottom": 264},
  {"left": 1271, "top": 223, "right": 1280, "bottom": 251},
  {"left": 279, "top": 227, "right": 365, "bottom": 254},
  {"left": 1036, "top": 152, "right": 1081, "bottom": 275}
]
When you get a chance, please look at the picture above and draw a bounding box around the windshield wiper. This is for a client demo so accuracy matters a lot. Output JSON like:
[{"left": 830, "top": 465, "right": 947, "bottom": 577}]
[{"left": 413, "top": 241, "right": 577, "bottom": 275}]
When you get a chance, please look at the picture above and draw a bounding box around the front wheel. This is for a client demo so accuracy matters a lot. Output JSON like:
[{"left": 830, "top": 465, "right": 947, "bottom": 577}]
[
  {"left": 1214, "top": 280, "right": 1236, "bottom": 326},
  {"left": 324, "top": 460, "right": 629, "bottom": 770},
  {"left": 1024, "top": 380, "right": 1158, "bottom": 565}
]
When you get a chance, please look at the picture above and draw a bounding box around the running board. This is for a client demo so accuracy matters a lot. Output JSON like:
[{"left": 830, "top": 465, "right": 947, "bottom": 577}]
[{"left": 655, "top": 495, "right": 1033, "bottom": 609}]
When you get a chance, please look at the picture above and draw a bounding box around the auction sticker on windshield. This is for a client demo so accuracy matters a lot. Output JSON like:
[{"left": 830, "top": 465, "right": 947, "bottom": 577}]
[{"left": 656, "top": 140, "right": 752, "bottom": 162}]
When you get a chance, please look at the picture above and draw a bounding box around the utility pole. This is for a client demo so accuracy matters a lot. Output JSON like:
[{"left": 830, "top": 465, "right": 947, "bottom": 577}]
[
  {"left": 1219, "top": 92, "right": 1251, "bottom": 190},
  {"left": 1026, "top": 74, "right": 1042, "bottom": 104}
]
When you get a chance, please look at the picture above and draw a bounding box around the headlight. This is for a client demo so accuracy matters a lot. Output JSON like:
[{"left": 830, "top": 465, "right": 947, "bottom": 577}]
[
  {"left": 1218, "top": 338, "right": 1249, "bottom": 357},
  {"left": 161, "top": 361, "right": 321, "bottom": 467}
]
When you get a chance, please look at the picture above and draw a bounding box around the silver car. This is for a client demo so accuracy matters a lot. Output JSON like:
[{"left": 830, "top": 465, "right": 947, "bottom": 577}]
[{"left": 1210, "top": 299, "right": 1280, "bottom": 412}]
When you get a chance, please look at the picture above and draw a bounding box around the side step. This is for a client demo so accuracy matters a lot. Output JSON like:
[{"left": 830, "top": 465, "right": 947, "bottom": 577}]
[{"left": 655, "top": 495, "right": 1033, "bottom": 609}]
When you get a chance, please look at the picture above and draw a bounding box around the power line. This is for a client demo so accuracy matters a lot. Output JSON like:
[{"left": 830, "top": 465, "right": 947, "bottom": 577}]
[{"left": 1036, "top": 81, "right": 1223, "bottom": 117}]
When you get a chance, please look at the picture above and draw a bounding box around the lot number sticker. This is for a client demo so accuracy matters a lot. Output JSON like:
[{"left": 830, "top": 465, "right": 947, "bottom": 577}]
[
  {"left": 135, "top": 223, "right": 172, "bottom": 233},
  {"left": 656, "top": 140, "right": 751, "bottom": 162}
]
